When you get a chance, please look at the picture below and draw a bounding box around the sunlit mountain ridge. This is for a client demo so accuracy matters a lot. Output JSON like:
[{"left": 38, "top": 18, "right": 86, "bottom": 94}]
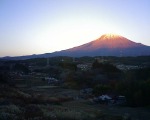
[{"left": 67, "top": 34, "right": 147, "bottom": 51}]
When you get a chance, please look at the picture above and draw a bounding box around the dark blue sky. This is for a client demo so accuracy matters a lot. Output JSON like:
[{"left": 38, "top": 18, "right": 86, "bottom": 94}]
[{"left": 0, "top": 0, "right": 150, "bottom": 57}]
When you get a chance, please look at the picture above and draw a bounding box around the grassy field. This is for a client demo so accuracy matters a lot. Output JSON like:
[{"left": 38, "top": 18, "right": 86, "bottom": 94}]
[{"left": 20, "top": 85, "right": 150, "bottom": 120}]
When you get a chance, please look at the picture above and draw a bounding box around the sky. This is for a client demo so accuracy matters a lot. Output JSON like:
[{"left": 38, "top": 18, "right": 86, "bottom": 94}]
[{"left": 0, "top": 0, "right": 150, "bottom": 57}]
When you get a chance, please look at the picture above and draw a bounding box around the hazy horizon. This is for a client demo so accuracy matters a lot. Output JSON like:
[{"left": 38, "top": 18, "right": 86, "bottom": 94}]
[{"left": 0, "top": 0, "right": 150, "bottom": 57}]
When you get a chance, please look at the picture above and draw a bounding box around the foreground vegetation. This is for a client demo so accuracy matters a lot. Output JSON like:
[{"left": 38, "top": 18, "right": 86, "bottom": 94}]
[
  {"left": 0, "top": 84, "right": 127, "bottom": 120},
  {"left": 0, "top": 56, "right": 150, "bottom": 119}
]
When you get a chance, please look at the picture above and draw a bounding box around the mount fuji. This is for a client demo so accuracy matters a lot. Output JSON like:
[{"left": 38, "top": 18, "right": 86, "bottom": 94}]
[{"left": 1, "top": 34, "right": 150, "bottom": 60}]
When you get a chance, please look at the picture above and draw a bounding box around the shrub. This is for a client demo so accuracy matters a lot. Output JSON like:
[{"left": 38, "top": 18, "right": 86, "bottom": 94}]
[
  {"left": 0, "top": 105, "right": 21, "bottom": 114},
  {"left": 0, "top": 112, "right": 18, "bottom": 120},
  {"left": 24, "top": 104, "right": 43, "bottom": 119}
]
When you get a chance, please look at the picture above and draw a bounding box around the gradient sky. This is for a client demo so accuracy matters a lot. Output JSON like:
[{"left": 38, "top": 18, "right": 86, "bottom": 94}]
[{"left": 0, "top": 0, "right": 150, "bottom": 57}]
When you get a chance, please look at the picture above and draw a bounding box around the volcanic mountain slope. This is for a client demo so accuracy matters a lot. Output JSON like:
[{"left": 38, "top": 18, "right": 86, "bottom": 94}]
[
  {"left": 1, "top": 34, "right": 150, "bottom": 60},
  {"left": 69, "top": 34, "right": 142, "bottom": 50},
  {"left": 57, "top": 34, "right": 150, "bottom": 57}
]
